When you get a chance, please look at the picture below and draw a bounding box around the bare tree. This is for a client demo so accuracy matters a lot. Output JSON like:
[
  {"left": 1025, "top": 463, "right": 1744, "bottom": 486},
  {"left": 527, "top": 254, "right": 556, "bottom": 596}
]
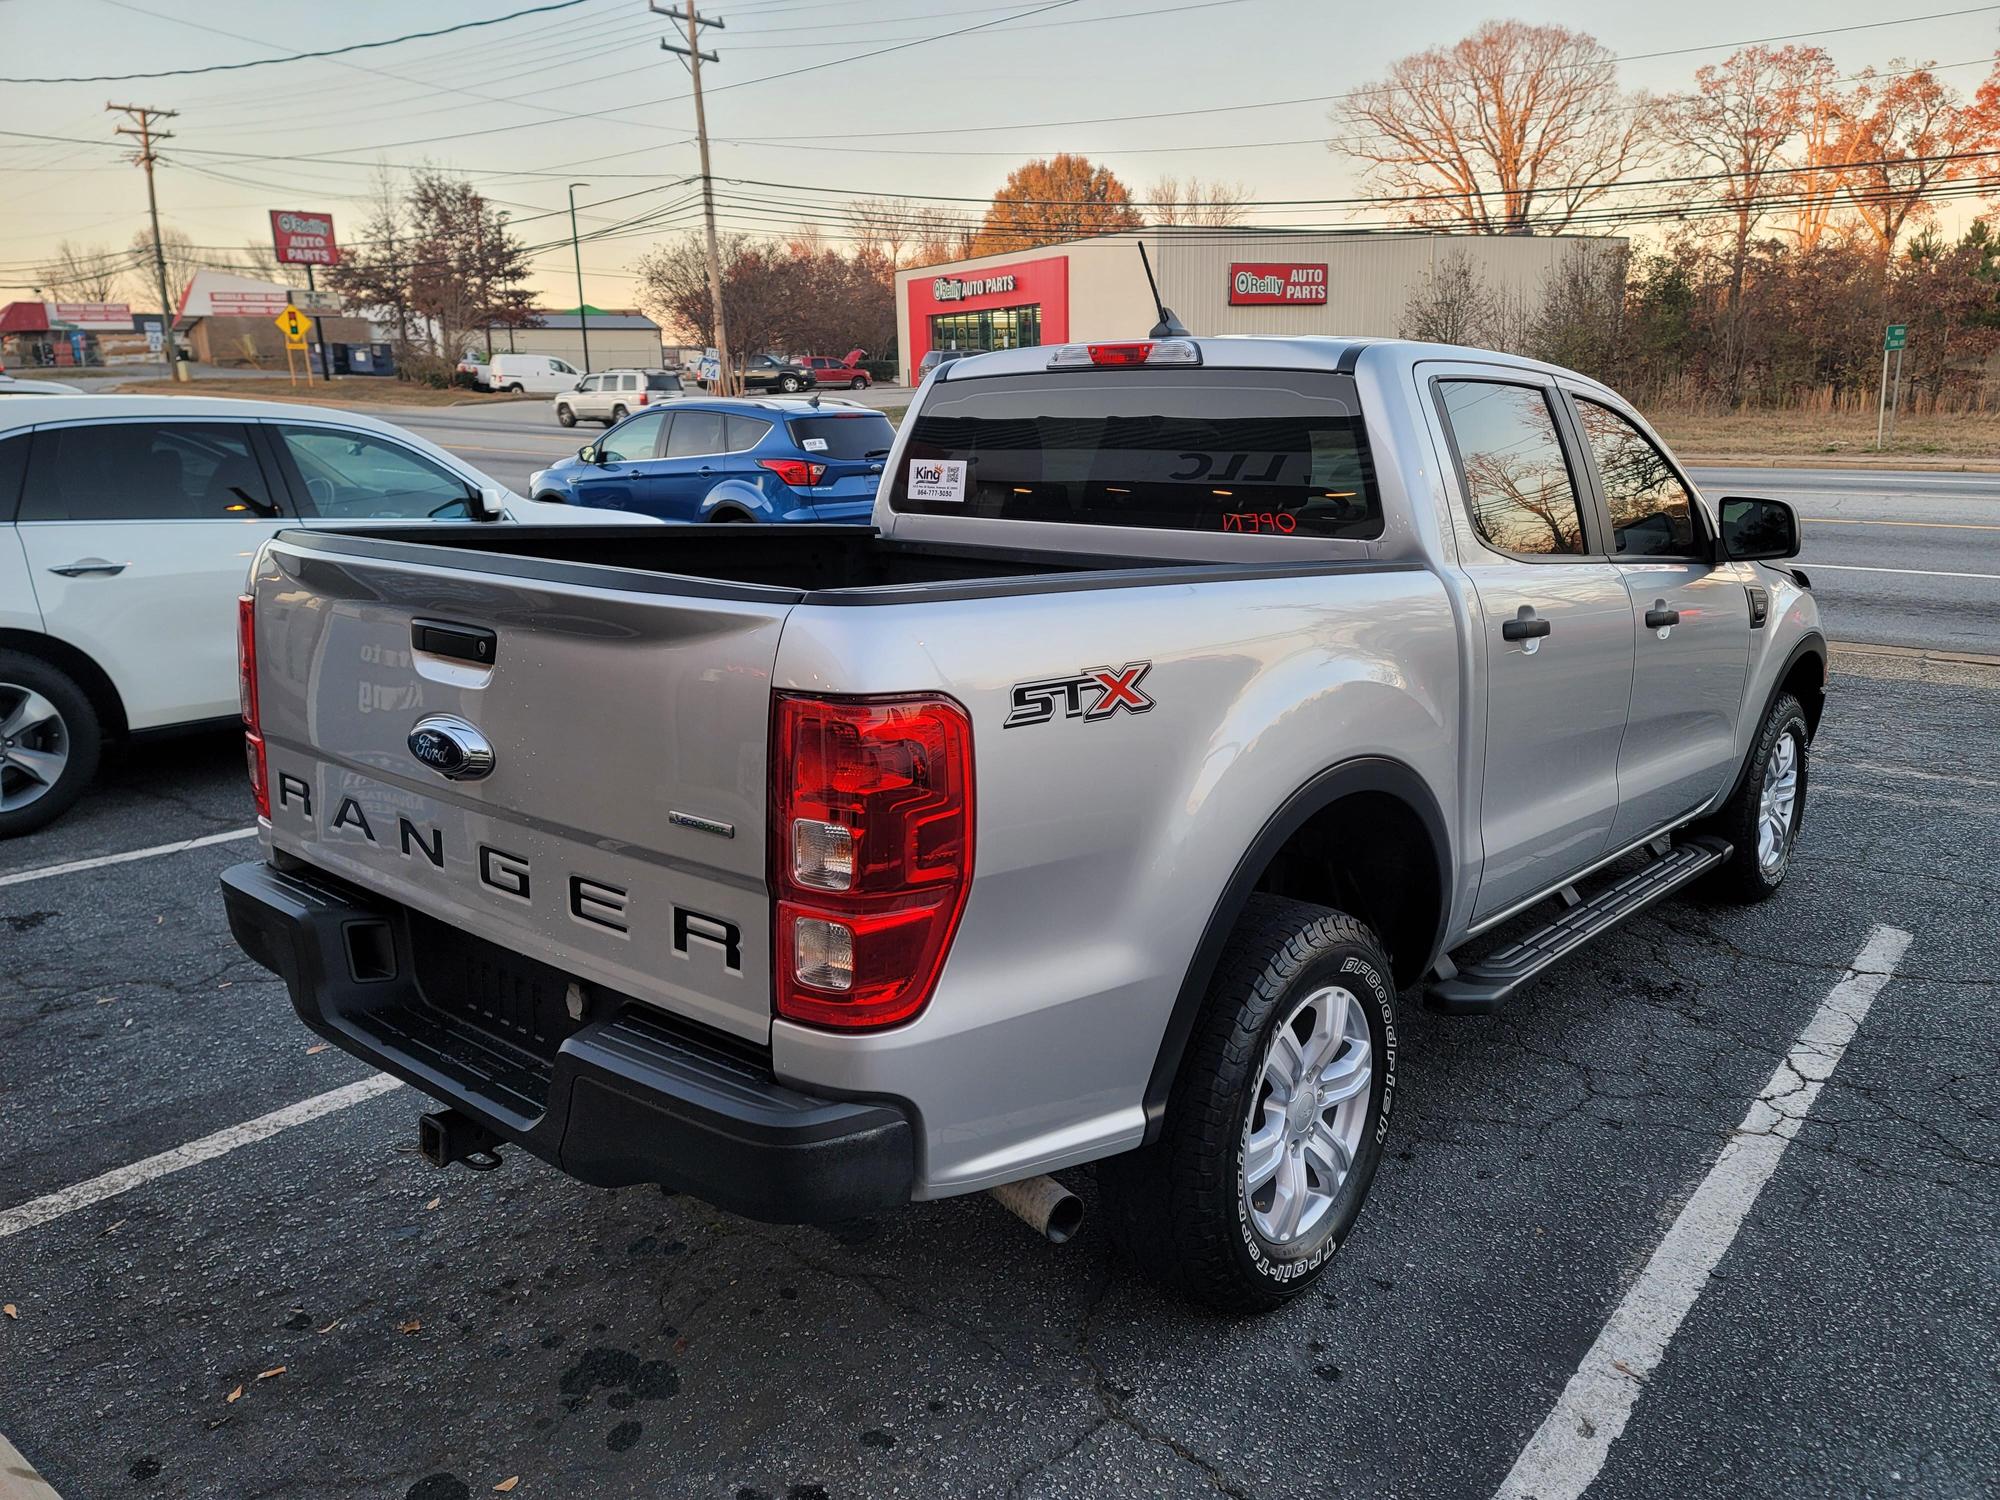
[
  {"left": 1400, "top": 250, "right": 1494, "bottom": 344},
  {"left": 127, "top": 225, "right": 204, "bottom": 313},
  {"left": 1838, "top": 62, "right": 1988, "bottom": 270},
  {"left": 38, "top": 241, "right": 126, "bottom": 302},
  {"left": 237, "top": 239, "right": 284, "bottom": 278},
  {"left": 907, "top": 201, "right": 978, "bottom": 266},
  {"left": 846, "top": 196, "right": 913, "bottom": 267},
  {"left": 1662, "top": 46, "right": 1828, "bottom": 401},
  {"left": 1145, "top": 176, "right": 1251, "bottom": 227},
  {"left": 1332, "top": 21, "right": 1648, "bottom": 233}
]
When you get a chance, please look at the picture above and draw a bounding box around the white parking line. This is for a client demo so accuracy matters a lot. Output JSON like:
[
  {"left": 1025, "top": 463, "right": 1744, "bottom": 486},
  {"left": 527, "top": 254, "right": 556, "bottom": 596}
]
[
  {"left": 1491, "top": 923, "right": 1914, "bottom": 1500},
  {"left": 0, "top": 1076, "right": 403, "bottom": 1241},
  {"left": 0, "top": 827, "right": 256, "bottom": 890}
]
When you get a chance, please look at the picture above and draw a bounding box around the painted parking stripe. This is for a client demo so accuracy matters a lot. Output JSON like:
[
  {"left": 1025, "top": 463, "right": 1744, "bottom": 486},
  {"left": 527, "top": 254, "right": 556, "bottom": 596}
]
[
  {"left": 0, "top": 827, "right": 256, "bottom": 890},
  {"left": 0, "top": 1429, "right": 65, "bottom": 1500},
  {"left": 1491, "top": 923, "right": 1914, "bottom": 1500},
  {"left": 0, "top": 1076, "right": 403, "bottom": 1241}
]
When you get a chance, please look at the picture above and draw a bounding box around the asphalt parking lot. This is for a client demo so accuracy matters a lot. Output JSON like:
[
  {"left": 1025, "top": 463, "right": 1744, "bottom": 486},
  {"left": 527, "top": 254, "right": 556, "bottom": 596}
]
[{"left": 2, "top": 640, "right": 1995, "bottom": 1500}]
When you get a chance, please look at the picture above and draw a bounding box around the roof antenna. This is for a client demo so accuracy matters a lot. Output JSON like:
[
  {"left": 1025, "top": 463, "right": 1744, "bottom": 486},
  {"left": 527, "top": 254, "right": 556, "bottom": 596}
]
[{"left": 1137, "top": 242, "right": 1189, "bottom": 339}]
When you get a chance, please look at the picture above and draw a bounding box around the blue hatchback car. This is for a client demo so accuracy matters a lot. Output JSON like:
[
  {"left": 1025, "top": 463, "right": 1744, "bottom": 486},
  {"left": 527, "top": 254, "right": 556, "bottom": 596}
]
[{"left": 527, "top": 397, "right": 896, "bottom": 524}]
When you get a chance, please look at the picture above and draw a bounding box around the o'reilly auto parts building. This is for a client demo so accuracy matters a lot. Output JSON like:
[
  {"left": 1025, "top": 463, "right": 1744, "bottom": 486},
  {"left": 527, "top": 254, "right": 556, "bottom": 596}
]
[{"left": 893, "top": 230, "right": 1624, "bottom": 384}]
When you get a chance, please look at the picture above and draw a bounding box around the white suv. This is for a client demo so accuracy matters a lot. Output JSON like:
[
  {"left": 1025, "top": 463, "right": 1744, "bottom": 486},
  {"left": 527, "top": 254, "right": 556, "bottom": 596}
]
[
  {"left": 555, "top": 369, "right": 684, "bottom": 428},
  {"left": 0, "top": 395, "right": 653, "bottom": 835}
]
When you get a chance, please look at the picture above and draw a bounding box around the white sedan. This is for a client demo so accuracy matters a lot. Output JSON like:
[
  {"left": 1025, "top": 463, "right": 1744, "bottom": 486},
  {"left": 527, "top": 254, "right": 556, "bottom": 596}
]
[{"left": 0, "top": 394, "right": 652, "bottom": 835}]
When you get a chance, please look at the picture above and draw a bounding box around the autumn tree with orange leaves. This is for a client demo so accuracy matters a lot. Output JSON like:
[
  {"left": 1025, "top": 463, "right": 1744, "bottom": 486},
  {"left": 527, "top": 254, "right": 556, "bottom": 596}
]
[
  {"left": 1332, "top": 21, "right": 1649, "bottom": 233},
  {"left": 972, "top": 155, "right": 1143, "bottom": 256},
  {"left": 1837, "top": 63, "right": 1994, "bottom": 271}
]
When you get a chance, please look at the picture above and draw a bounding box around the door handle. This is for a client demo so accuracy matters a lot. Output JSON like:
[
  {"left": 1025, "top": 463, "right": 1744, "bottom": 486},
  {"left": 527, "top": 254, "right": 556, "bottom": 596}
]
[
  {"left": 49, "top": 559, "right": 128, "bottom": 577},
  {"left": 1644, "top": 604, "right": 1681, "bottom": 629},
  {"left": 1501, "top": 613, "right": 1551, "bottom": 641}
]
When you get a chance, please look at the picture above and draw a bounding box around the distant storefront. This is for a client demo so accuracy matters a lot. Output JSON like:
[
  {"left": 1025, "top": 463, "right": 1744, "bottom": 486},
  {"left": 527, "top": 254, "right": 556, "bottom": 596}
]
[
  {"left": 0, "top": 300, "right": 147, "bottom": 367},
  {"left": 894, "top": 230, "right": 1628, "bottom": 385}
]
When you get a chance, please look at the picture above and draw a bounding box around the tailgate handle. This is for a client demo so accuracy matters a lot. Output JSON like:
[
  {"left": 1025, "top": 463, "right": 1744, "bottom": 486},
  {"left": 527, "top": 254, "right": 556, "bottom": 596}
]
[{"left": 412, "top": 619, "right": 497, "bottom": 665}]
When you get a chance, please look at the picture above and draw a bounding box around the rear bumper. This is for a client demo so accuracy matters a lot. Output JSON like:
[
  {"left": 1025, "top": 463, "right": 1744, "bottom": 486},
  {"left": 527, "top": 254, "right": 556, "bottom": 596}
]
[{"left": 220, "top": 859, "right": 914, "bottom": 1223}]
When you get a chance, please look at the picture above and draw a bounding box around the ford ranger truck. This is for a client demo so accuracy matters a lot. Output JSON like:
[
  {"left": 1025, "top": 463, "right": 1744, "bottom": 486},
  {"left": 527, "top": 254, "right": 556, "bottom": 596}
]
[{"left": 221, "top": 336, "right": 1825, "bottom": 1311}]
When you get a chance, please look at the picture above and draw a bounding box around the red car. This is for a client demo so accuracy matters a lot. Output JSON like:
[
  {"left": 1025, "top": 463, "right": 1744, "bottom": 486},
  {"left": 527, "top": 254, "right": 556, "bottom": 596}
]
[{"left": 799, "top": 348, "right": 871, "bottom": 390}]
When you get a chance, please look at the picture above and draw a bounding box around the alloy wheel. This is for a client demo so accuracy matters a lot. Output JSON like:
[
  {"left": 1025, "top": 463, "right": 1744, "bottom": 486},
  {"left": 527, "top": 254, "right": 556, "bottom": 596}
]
[
  {"left": 1241, "top": 983, "right": 1372, "bottom": 1246},
  {"left": 1757, "top": 726, "right": 1802, "bottom": 875},
  {"left": 0, "top": 684, "right": 70, "bottom": 813}
]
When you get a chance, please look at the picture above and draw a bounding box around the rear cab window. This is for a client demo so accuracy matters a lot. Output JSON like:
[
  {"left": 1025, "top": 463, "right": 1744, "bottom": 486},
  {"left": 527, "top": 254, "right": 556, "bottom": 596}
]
[
  {"left": 789, "top": 413, "right": 895, "bottom": 459},
  {"left": 888, "top": 369, "right": 1381, "bottom": 539}
]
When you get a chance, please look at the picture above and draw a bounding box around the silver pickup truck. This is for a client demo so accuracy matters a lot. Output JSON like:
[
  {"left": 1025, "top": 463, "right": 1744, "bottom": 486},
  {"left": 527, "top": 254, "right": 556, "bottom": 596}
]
[{"left": 221, "top": 336, "right": 1823, "bottom": 1311}]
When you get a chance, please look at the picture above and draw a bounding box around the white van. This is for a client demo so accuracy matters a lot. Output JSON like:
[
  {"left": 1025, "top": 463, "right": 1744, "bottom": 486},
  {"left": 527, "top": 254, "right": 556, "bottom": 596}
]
[{"left": 482, "top": 354, "right": 583, "bottom": 395}]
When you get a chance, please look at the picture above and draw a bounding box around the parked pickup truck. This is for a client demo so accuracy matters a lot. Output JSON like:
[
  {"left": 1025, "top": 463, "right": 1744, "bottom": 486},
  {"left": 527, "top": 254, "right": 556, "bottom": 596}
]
[{"left": 221, "top": 336, "right": 1823, "bottom": 1311}]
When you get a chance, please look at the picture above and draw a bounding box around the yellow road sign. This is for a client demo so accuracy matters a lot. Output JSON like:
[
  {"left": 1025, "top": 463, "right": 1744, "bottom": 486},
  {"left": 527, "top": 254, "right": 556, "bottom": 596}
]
[{"left": 274, "top": 306, "right": 310, "bottom": 342}]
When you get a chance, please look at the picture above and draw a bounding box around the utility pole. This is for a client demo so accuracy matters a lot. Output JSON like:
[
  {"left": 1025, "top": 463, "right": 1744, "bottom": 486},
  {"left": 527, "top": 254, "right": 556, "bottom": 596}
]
[
  {"left": 655, "top": 0, "right": 732, "bottom": 396},
  {"left": 108, "top": 102, "right": 188, "bottom": 383},
  {"left": 568, "top": 182, "right": 592, "bottom": 373}
]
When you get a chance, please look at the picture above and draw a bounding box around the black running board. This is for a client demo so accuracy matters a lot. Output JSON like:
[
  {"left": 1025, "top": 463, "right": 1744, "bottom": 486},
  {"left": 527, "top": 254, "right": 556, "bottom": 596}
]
[{"left": 1426, "top": 836, "right": 1732, "bottom": 1015}]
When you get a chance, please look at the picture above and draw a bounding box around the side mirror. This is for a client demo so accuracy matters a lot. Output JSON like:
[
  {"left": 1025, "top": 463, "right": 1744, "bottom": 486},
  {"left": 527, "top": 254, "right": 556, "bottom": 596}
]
[
  {"left": 1717, "top": 496, "right": 1800, "bottom": 561},
  {"left": 579, "top": 443, "right": 600, "bottom": 465},
  {"left": 466, "top": 483, "right": 506, "bottom": 521}
]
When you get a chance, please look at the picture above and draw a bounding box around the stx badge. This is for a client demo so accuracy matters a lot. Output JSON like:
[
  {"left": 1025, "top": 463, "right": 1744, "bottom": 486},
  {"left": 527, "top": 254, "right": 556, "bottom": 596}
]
[{"left": 1005, "top": 662, "right": 1155, "bottom": 728}]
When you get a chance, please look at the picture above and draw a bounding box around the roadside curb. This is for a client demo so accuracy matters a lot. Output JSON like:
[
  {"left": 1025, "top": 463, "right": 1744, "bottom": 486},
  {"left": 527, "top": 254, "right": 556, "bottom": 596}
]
[{"left": 1680, "top": 452, "right": 2000, "bottom": 473}]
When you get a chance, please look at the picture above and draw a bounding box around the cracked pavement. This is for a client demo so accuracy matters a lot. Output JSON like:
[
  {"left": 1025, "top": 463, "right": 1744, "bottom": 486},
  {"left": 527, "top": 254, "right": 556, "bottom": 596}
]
[{"left": 1, "top": 648, "right": 1995, "bottom": 1500}]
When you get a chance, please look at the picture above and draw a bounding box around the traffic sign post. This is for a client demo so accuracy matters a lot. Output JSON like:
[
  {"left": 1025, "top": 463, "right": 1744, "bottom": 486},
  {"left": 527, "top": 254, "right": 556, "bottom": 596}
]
[
  {"left": 275, "top": 305, "right": 313, "bottom": 387},
  {"left": 1877, "top": 324, "right": 1907, "bottom": 450}
]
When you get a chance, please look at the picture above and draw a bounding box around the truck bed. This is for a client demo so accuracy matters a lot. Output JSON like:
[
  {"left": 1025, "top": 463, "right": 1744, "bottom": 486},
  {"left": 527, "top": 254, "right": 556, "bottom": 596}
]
[{"left": 277, "top": 523, "right": 1377, "bottom": 604}]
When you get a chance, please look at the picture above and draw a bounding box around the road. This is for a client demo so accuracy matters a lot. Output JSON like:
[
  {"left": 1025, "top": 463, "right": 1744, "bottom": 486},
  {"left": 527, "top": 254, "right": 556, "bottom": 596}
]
[
  {"left": 2, "top": 646, "right": 1993, "bottom": 1499},
  {"left": 360, "top": 403, "right": 2000, "bottom": 656}
]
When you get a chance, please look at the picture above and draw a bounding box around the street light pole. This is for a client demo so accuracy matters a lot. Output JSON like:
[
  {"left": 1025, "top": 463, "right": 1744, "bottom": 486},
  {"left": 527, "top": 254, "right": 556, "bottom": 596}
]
[{"left": 568, "top": 182, "right": 591, "bottom": 374}]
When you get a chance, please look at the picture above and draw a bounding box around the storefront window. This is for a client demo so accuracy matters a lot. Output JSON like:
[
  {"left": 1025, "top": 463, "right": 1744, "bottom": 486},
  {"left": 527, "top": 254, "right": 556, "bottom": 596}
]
[{"left": 928, "top": 304, "right": 1042, "bottom": 354}]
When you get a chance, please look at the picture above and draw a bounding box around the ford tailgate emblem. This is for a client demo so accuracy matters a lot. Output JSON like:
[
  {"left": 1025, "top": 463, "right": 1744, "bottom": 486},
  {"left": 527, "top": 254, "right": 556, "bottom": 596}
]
[{"left": 407, "top": 715, "right": 496, "bottom": 781}]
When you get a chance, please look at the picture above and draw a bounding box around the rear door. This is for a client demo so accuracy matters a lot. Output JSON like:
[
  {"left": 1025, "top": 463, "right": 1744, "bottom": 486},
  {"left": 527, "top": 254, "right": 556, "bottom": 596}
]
[
  {"left": 14, "top": 417, "right": 292, "bottom": 728},
  {"left": 788, "top": 410, "right": 894, "bottom": 517},
  {"left": 251, "top": 535, "right": 792, "bottom": 1042},
  {"left": 1427, "top": 370, "right": 1637, "bottom": 920},
  {"left": 1563, "top": 389, "right": 1750, "bottom": 842}
]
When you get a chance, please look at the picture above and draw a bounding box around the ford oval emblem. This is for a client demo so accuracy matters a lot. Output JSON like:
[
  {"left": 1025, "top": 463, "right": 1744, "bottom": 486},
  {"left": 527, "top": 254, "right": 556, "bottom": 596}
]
[{"left": 406, "top": 714, "right": 495, "bottom": 781}]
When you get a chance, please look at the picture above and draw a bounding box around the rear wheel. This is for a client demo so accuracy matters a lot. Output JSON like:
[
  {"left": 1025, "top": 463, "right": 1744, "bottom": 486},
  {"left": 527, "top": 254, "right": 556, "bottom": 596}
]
[
  {"left": 506, "top": 383, "right": 524, "bottom": 394},
  {"left": 1702, "top": 691, "right": 1809, "bottom": 903},
  {"left": 1099, "top": 894, "right": 1396, "bottom": 1312},
  {"left": 555, "top": 403, "right": 576, "bottom": 427},
  {"left": 0, "top": 653, "right": 102, "bottom": 838}
]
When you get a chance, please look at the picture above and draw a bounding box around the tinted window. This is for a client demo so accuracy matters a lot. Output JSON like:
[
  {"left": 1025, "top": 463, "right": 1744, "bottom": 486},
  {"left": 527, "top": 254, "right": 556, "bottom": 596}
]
[
  {"left": 646, "top": 372, "right": 682, "bottom": 392},
  {"left": 666, "top": 410, "right": 726, "bottom": 457},
  {"left": 725, "top": 415, "right": 773, "bottom": 452},
  {"left": 601, "top": 410, "right": 666, "bottom": 462},
  {"left": 1438, "top": 381, "right": 1585, "bottom": 556},
  {"left": 0, "top": 432, "right": 29, "bottom": 522},
  {"left": 20, "top": 421, "right": 275, "bottom": 522},
  {"left": 1575, "top": 398, "right": 1697, "bottom": 557},
  {"left": 791, "top": 414, "right": 895, "bottom": 460},
  {"left": 890, "top": 370, "right": 1381, "bottom": 539},
  {"left": 276, "top": 426, "right": 471, "bottom": 520}
]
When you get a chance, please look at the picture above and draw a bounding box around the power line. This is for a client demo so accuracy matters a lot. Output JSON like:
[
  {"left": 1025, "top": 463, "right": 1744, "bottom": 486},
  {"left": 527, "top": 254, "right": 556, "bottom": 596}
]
[{"left": 3, "top": 0, "right": 598, "bottom": 84}]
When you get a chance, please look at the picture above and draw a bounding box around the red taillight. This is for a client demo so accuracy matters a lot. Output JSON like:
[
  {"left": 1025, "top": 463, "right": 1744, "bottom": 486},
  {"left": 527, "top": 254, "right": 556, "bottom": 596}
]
[
  {"left": 1089, "top": 342, "right": 1153, "bottom": 365},
  {"left": 639, "top": 391, "right": 650, "bottom": 405},
  {"left": 238, "top": 592, "right": 269, "bottom": 819},
  {"left": 770, "top": 692, "right": 973, "bottom": 1030},
  {"left": 759, "top": 457, "right": 827, "bottom": 488}
]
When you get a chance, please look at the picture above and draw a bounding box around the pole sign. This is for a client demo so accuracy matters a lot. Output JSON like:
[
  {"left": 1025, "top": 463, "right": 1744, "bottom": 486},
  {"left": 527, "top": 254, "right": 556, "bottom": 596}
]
[
  {"left": 274, "top": 306, "right": 311, "bottom": 346},
  {"left": 1228, "top": 263, "right": 1328, "bottom": 306},
  {"left": 1884, "top": 323, "right": 1907, "bottom": 351},
  {"left": 269, "top": 209, "right": 341, "bottom": 267}
]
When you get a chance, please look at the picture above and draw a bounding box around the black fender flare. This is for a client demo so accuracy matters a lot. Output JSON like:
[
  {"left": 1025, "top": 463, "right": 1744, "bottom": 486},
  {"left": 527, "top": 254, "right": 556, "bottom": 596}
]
[
  {"left": 1141, "top": 755, "right": 1452, "bottom": 1140},
  {"left": 1713, "top": 630, "right": 1826, "bottom": 814}
]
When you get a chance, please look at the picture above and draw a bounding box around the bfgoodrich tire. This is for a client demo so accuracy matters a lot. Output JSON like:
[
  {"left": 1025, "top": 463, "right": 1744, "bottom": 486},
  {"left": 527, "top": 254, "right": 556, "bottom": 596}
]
[
  {"left": 0, "top": 652, "right": 102, "bottom": 838},
  {"left": 1702, "top": 690, "right": 1810, "bottom": 903},
  {"left": 1100, "top": 894, "right": 1397, "bottom": 1313}
]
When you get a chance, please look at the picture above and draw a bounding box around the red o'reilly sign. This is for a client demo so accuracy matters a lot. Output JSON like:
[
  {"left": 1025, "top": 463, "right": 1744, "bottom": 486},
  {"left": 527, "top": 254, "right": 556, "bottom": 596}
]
[
  {"left": 1229, "top": 263, "right": 1327, "bottom": 306},
  {"left": 270, "top": 210, "right": 341, "bottom": 267}
]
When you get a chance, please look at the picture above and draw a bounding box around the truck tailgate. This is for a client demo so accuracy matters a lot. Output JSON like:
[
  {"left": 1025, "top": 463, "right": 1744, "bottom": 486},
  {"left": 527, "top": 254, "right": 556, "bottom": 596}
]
[{"left": 250, "top": 535, "right": 785, "bottom": 1044}]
